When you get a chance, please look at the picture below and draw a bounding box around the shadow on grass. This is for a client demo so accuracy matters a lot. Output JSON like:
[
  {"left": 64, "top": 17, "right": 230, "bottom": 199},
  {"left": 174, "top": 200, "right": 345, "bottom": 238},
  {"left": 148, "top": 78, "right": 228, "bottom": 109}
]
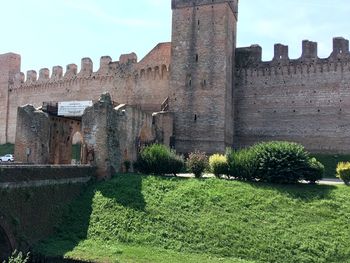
[
  {"left": 97, "top": 174, "right": 146, "bottom": 211},
  {"left": 247, "top": 181, "right": 337, "bottom": 201},
  {"left": 33, "top": 174, "right": 146, "bottom": 260}
]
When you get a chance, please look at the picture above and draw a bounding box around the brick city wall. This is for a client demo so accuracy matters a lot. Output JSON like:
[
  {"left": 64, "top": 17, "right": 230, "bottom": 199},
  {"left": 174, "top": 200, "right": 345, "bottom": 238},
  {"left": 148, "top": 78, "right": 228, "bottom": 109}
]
[
  {"left": 0, "top": 43, "right": 171, "bottom": 144},
  {"left": 235, "top": 37, "right": 350, "bottom": 153}
]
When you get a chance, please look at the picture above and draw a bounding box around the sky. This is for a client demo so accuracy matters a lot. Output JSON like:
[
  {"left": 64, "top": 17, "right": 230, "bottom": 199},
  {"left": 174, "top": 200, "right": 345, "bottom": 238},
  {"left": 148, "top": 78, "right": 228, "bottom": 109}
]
[{"left": 1, "top": 0, "right": 350, "bottom": 74}]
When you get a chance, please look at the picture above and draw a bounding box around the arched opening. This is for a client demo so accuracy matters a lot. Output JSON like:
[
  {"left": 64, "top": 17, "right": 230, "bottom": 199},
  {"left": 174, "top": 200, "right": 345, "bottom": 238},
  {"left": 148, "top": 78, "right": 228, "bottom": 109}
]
[
  {"left": 71, "top": 131, "right": 83, "bottom": 164},
  {"left": 0, "top": 226, "right": 13, "bottom": 262}
]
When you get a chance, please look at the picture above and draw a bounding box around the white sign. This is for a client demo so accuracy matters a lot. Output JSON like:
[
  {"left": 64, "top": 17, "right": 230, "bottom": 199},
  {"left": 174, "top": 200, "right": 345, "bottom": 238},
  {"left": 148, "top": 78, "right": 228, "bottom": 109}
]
[{"left": 58, "top": 101, "right": 93, "bottom": 117}]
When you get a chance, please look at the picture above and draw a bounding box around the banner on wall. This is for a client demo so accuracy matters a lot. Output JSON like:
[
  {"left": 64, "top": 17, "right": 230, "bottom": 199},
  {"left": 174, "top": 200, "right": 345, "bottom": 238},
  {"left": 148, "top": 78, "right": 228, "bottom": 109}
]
[{"left": 58, "top": 101, "right": 93, "bottom": 117}]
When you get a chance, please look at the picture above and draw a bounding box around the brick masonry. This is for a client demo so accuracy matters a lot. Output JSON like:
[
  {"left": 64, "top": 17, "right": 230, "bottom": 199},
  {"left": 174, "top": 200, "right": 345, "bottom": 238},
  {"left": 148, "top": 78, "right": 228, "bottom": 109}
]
[
  {"left": 235, "top": 38, "right": 350, "bottom": 153},
  {"left": 2, "top": 0, "right": 350, "bottom": 154}
]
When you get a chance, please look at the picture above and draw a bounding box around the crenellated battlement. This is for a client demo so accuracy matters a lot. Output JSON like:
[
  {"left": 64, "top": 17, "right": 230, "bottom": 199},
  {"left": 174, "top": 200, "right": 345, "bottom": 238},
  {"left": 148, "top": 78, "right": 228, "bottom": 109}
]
[
  {"left": 236, "top": 37, "right": 350, "bottom": 74},
  {"left": 8, "top": 52, "right": 170, "bottom": 93},
  {"left": 235, "top": 37, "right": 350, "bottom": 82}
]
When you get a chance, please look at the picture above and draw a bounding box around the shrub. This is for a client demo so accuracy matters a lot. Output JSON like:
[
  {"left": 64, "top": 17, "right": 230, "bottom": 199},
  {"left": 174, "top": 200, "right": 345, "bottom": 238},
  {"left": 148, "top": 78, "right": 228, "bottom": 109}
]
[
  {"left": 167, "top": 154, "right": 186, "bottom": 176},
  {"left": 133, "top": 144, "right": 184, "bottom": 176},
  {"left": 227, "top": 141, "right": 315, "bottom": 184},
  {"left": 252, "top": 141, "right": 310, "bottom": 184},
  {"left": 209, "top": 154, "right": 229, "bottom": 178},
  {"left": 227, "top": 148, "right": 257, "bottom": 181},
  {"left": 187, "top": 151, "right": 208, "bottom": 178},
  {"left": 336, "top": 162, "right": 350, "bottom": 185},
  {"left": 302, "top": 157, "right": 325, "bottom": 184}
]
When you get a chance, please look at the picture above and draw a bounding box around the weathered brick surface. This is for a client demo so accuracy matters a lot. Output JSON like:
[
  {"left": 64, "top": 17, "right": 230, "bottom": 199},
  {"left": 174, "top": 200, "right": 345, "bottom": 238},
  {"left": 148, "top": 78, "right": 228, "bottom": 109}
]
[
  {"left": 235, "top": 38, "right": 350, "bottom": 153},
  {"left": 82, "top": 93, "right": 157, "bottom": 179},
  {"left": 169, "top": 0, "right": 238, "bottom": 154},
  {"left": 14, "top": 105, "right": 50, "bottom": 164},
  {"left": 0, "top": 165, "right": 93, "bottom": 183},
  {"left": 14, "top": 93, "right": 173, "bottom": 179}
]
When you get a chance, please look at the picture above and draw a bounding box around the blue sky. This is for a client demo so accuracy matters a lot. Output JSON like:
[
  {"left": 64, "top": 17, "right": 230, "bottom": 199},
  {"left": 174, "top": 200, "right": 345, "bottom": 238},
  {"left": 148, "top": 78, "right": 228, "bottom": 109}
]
[{"left": 1, "top": 0, "right": 350, "bottom": 74}]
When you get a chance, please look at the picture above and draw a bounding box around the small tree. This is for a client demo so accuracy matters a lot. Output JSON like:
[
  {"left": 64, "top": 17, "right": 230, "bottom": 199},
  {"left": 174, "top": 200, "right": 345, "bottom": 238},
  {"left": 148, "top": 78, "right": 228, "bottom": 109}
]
[
  {"left": 187, "top": 151, "right": 208, "bottom": 178},
  {"left": 336, "top": 162, "right": 350, "bottom": 185},
  {"left": 209, "top": 154, "right": 229, "bottom": 178}
]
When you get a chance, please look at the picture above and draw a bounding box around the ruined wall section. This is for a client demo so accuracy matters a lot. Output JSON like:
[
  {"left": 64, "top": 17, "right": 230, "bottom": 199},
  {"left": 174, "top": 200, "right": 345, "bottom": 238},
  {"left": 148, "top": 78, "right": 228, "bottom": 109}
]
[
  {"left": 5, "top": 43, "right": 171, "bottom": 143},
  {"left": 235, "top": 37, "right": 350, "bottom": 153},
  {"left": 82, "top": 93, "right": 155, "bottom": 179}
]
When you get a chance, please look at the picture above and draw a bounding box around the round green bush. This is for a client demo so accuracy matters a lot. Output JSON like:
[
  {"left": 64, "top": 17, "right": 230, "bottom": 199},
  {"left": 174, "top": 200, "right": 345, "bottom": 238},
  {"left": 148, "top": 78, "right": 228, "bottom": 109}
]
[
  {"left": 228, "top": 141, "right": 321, "bottom": 184},
  {"left": 252, "top": 141, "right": 310, "bottom": 184},
  {"left": 187, "top": 151, "right": 208, "bottom": 178},
  {"left": 133, "top": 144, "right": 184, "bottom": 176},
  {"left": 209, "top": 154, "right": 229, "bottom": 178}
]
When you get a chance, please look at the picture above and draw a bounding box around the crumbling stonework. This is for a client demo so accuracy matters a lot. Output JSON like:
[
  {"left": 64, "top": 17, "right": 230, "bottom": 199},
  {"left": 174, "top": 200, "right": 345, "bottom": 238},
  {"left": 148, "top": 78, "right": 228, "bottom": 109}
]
[
  {"left": 15, "top": 93, "right": 173, "bottom": 179},
  {"left": 14, "top": 105, "right": 82, "bottom": 164},
  {"left": 81, "top": 93, "right": 172, "bottom": 178},
  {"left": 14, "top": 105, "right": 50, "bottom": 164}
]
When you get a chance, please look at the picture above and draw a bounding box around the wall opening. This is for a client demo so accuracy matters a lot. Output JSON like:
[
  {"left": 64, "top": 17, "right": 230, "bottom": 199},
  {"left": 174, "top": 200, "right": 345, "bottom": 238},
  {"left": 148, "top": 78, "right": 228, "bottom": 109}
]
[
  {"left": 71, "top": 131, "right": 83, "bottom": 164},
  {"left": 0, "top": 227, "right": 12, "bottom": 262}
]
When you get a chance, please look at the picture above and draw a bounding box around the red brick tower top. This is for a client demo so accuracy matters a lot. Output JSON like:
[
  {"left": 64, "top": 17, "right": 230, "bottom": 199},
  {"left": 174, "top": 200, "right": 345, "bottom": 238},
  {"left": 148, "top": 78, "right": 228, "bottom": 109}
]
[{"left": 172, "top": 0, "right": 238, "bottom": 17}]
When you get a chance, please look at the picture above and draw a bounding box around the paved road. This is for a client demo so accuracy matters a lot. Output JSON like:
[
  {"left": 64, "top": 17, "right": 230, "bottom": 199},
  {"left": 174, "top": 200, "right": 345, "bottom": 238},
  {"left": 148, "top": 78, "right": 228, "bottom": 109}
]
[
  {"left": 178, "top": 173, "right": 345, "bottom": 185},
  {"left": 319, "top": 178, "right": 344, "bottom": 185}
]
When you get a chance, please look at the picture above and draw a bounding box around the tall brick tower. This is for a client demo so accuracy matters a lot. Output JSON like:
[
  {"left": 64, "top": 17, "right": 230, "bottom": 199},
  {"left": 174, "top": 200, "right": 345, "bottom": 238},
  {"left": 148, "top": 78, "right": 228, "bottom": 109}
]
[
  {"left": 169, "top": 0, "right": 238, "bottom": 153},
  {"left": 0, "top": 53, "right": 20, "bottom": 144}
]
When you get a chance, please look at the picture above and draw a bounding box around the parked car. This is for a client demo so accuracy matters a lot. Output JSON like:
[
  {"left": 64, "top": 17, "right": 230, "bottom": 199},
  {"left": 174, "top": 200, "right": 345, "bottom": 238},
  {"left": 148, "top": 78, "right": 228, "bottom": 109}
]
[{"left": 0, "top": 154, "right": 14, "bottom": 162}]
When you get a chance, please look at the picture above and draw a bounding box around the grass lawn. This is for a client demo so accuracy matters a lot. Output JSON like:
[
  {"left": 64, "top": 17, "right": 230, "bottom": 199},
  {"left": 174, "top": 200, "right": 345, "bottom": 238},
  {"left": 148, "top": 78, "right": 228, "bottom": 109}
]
[
  {"left": 35, "top": 174, "right": 350, "bottom": 263},
  {"left": 312, "top": 153, "right": 350, "bottom": 178}
]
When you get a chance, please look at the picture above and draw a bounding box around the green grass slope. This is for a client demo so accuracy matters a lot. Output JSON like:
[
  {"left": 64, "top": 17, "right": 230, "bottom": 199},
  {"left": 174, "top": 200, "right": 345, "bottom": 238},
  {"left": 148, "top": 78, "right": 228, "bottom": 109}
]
[{"left": 35, "top": 174, "right": 350, "bottom": 263}]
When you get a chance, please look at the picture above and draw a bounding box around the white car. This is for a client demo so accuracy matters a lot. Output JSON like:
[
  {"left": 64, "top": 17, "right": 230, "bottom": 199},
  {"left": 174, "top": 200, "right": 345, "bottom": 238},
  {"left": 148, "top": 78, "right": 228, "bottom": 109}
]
[{"left": 0, "top": 154, "right": 14, "bottom": 162}]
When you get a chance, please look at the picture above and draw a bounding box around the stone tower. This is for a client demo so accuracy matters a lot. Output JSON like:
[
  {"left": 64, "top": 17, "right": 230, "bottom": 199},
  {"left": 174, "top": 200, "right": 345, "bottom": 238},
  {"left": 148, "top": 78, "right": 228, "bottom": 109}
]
[
  {"left": 169, "top": 0, "right": 238, "bottom": 153},
  {"left": 0, "top": 53, "right": 20, "bottom": 144}
]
